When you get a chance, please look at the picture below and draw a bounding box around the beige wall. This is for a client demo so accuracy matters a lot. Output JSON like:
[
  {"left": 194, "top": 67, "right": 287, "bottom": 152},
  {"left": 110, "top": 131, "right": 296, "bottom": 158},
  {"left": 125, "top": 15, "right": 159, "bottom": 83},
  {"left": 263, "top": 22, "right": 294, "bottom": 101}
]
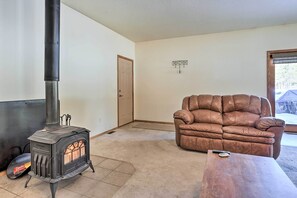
[
  {"left": 60, "top": 4, "right": 134, "bottom": 136},
  {"left": 0, "top": 0, "right": 135, "bottom": 136},
  {"left": 2, "top": 1, "right": 297, "bottom": 129},
  {"left": 0, "top": 0, "right": 44, "bottom": 100},
  {"left": 135, "top": 23, "right": 297, "bottom": 122}
]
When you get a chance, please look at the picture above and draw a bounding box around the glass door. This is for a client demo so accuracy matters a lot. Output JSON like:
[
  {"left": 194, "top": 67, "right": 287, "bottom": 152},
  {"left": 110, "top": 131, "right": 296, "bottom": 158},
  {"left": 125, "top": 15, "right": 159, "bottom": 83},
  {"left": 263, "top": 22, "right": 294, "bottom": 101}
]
[
  {"left": 275, "top": 63, "right": 297, "bottom": 125},
  {"left": 267, "top": 50, "right": 297, "bottom": 132}
]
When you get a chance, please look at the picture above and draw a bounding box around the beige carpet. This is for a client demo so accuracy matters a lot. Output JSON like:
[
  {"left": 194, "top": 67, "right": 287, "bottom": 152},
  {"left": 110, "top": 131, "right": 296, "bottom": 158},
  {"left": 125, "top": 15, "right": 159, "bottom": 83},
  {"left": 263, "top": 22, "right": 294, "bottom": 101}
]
[
  {"left": 132, "top": 122, "right": 175, "bottom": 132},
  {"left": 91, "top": 122, "right": 207, "bottom": 198},
  {"left": 277, "top": 145, "right": 297, "bottom": 187},
  {"left": 0, "top": 122, "right": 206, "bottom": 198},
  {"left": 2, "top": 123, "right": 295, "bottom": 198}
]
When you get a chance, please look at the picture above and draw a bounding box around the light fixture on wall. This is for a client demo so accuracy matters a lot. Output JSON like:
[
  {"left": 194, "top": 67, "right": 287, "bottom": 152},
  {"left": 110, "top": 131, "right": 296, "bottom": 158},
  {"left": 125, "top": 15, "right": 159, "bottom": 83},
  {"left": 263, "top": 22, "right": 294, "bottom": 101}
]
[{"left": 172, "top": 60, "right": 188, "bottom": 74}]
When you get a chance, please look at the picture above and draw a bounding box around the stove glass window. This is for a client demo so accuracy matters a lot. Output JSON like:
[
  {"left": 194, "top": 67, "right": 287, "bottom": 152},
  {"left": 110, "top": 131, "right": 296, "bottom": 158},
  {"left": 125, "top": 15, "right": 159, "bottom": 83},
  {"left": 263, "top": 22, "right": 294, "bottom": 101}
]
[{"left": 64, "top": 140, "right": 86, "bottom": 165}]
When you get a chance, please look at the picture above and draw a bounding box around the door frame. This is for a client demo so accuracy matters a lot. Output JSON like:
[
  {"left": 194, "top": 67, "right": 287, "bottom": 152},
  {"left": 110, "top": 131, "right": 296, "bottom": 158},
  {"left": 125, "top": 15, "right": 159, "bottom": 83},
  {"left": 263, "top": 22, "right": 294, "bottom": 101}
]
[
  {"left": 267, "top": 48, "right": 297, "bottom": 132},
  {"left": 117, "top": 55, "right": 134, "bottom": 127}
]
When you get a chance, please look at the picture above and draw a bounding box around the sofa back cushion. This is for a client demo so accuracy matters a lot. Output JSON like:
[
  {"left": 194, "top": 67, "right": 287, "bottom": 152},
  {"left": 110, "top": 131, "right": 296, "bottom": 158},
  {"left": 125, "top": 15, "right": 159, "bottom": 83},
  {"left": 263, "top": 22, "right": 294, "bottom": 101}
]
[
  {"left": 183, "top": 95, "right": 223, "bottom": 124},
  {"left": 192, "top": 110, "right": 223, "bottom": 125},
  {"left": 222, "top": 95, "right": 272, "bottom": 126},
  {"left": 182, "top": 94, "right": 272, "bottom": 126}
]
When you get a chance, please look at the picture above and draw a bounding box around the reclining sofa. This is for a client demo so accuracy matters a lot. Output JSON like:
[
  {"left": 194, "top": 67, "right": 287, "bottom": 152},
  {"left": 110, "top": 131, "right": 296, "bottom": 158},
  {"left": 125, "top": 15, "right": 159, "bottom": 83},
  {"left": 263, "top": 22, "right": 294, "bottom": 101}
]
[{"left": 174, "top": 94, "right": 285, "bottom": 159}]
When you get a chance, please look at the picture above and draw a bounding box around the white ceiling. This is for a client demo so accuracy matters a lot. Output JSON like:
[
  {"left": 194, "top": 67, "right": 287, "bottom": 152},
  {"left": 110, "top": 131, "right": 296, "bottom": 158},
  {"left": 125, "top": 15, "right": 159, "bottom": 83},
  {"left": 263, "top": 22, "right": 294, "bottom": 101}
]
[{"left": 61, "top": 0, "right": 297, "bottom": 42}]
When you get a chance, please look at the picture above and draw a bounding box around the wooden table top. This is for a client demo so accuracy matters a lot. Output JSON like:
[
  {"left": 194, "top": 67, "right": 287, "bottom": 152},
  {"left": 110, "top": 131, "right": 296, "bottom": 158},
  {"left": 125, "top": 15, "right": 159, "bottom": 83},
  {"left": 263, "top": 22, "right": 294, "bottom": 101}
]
[{"left": 199, "top": 150, "right": 297, "bottom": 198}]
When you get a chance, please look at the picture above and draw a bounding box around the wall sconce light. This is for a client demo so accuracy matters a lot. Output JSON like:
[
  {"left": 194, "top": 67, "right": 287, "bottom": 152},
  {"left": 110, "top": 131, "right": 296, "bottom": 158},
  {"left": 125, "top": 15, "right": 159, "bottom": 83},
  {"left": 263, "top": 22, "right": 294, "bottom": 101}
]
[{"left": 172, "top": 60, "right": 188, "bottom": 74}]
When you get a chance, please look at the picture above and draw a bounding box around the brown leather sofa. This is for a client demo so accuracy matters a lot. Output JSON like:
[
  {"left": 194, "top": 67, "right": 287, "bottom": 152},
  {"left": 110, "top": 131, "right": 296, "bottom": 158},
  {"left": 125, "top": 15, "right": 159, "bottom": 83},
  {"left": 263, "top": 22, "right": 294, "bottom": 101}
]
[{"left": 174, "top": 94, "right": 285, "bottom": 159}]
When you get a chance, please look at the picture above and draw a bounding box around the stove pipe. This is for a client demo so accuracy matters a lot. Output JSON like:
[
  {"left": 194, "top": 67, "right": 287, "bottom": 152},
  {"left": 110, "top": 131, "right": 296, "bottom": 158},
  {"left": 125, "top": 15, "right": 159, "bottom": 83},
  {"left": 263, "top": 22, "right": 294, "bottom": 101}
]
[{"left": 44, "top": 0, "right": 60, "bottom": 126}]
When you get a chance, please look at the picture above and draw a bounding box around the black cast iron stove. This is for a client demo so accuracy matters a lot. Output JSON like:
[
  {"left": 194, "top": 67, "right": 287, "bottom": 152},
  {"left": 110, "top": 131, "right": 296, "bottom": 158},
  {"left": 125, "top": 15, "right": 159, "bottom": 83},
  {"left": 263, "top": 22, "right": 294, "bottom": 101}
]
[
  {"left": 26, "top": 126, "right": 94, "bottom": 198},
  {"left": 24, "top": 1, "right": 94, "bottom": 197}
]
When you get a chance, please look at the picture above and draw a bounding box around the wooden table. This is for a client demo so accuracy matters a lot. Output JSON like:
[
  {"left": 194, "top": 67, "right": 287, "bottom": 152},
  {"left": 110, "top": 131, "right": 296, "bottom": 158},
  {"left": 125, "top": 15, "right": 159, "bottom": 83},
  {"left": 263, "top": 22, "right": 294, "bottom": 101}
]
[{"left": 199, "top": 150, "right": 297, "bottom": 198}]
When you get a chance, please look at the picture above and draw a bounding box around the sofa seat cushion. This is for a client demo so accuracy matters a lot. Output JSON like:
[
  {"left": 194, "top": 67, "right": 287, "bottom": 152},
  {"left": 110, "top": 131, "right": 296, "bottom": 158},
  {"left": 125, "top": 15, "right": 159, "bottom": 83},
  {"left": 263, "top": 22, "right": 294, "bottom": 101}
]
[
  {"left": 180, "top": 130, "right": 222, "bottom": 139},
  {"left": 180, "top": 123, "right": 223, "bottom": 133},
  {"left": 179, "top": 123, "right": 223, "bottom": 139},
  {"left": 223, "top": 133, "right": 275, "bottom": 144},
  {"left": 223, "top": 126, "right": 275, "bottom": 138}
]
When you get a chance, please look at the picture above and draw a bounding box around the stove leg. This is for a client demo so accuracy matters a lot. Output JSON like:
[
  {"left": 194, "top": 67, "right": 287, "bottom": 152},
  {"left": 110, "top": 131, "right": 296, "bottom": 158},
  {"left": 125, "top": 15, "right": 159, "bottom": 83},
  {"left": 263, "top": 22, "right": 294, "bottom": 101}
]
[
  {"left": 24, "top": 175, "right": 32, "bottom": 188},
  {"left": 50, "top": 182, "right": 58, "bottom": 198},
  {"left": 89, "top": 160, "right": 95, "bottom": 173}
]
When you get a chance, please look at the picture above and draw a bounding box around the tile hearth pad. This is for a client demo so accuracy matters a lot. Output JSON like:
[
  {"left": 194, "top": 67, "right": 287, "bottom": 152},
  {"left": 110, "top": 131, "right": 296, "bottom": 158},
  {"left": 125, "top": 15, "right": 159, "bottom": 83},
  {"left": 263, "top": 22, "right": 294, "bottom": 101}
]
[{"left": 0, "top": 155, "right": 135, "bottom": 198}]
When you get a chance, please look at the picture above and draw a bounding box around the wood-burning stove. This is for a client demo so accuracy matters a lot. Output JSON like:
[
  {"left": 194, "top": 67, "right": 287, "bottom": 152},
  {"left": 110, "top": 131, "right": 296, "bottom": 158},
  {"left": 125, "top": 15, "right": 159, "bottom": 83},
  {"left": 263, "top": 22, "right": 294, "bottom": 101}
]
[
  {"left": 24, "top": 1, "right": 94, "bottom": 197},
  {"left": 25, "top": 126, "right": 94, "bottom": 197}
]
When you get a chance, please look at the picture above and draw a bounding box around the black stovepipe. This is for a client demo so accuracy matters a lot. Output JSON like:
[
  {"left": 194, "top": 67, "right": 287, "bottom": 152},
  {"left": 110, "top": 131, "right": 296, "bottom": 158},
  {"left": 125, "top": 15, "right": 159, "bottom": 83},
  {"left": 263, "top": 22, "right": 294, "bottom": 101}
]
[{"left": 44, "top": 0, "right": 60, "bottom": 126}]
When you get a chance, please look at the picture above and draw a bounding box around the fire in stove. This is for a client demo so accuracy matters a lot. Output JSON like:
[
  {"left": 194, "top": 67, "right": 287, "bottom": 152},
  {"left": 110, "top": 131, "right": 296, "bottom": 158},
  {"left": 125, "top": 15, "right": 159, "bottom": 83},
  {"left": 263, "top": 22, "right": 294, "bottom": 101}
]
[{"left": 64, "top": 140, "right": 86, "bottom": 165}]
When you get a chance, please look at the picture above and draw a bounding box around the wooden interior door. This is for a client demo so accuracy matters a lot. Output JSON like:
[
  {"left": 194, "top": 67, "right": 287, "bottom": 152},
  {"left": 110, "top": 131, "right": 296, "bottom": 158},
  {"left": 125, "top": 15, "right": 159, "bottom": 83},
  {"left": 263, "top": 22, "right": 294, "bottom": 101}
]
[{"left": 118, "top": 55, "right": 134, "bottom": 127}]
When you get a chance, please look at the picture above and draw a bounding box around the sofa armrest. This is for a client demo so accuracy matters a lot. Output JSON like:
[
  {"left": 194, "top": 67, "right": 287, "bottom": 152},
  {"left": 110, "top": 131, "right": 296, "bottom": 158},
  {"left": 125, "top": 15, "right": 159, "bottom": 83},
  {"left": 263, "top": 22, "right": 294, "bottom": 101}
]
[
  {"left": 266, "top": 126, "right": 285, "bottom": 159},
  {"left": 173, "top": 110, "right": 194, "bottom": 124},
  {"left": 255, "top": 117, "right": 285, "bottom": 131},
  {"left": 255, "top": 117, "right": 285, "bottom": 159}
]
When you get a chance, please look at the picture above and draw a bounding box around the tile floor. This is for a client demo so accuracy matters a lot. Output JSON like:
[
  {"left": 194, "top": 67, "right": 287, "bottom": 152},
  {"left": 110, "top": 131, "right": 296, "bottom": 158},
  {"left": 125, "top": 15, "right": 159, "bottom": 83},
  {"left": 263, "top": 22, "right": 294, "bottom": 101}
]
[{"left": 0, "top": 155, "right": 135, "bottom": 198}]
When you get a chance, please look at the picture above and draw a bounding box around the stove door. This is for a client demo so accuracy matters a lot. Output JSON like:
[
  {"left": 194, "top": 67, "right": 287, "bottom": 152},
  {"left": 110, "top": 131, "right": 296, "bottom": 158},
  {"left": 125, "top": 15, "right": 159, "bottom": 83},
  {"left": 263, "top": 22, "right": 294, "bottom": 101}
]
[{"left": 60, "top": 137, "right": 88, "bottom": 175}]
